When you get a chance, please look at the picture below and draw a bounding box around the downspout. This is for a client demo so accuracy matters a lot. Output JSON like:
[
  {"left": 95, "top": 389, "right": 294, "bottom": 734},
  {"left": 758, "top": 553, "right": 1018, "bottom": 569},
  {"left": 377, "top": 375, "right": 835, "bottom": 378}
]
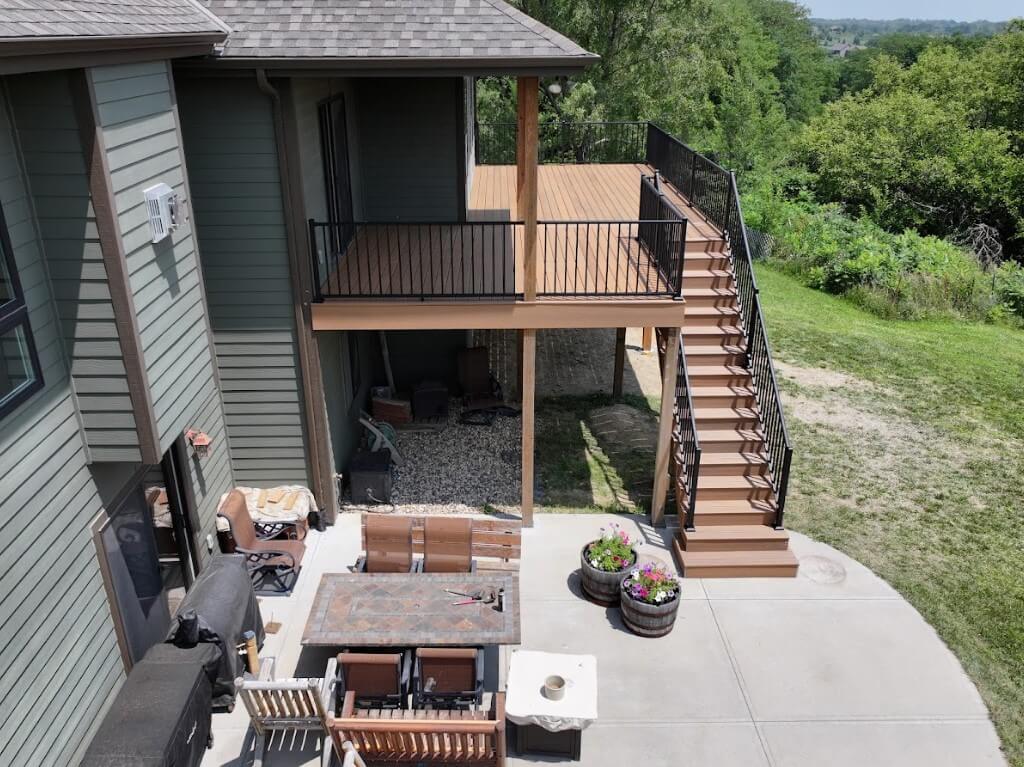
[{"left": 255, "top": 69, "right": 337, "bottom": 523}]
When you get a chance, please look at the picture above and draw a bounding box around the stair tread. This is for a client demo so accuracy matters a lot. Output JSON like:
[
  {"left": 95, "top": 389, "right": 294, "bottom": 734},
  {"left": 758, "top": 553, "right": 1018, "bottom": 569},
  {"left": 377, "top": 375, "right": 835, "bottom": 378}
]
[
  {"left": 685, "top": 345, "right": 746, "bottom": 355},
  {"left": 694, "top": 498, "right": 776, "bottom": 512},
  {"left": 697, "top": 474, "right": 772, "bottom": 489},
  {"left": 694, "top": 406, "right": 759, "bottom": 420},
  {"left": 698, "top": 428, "right": 764, "bottom": 442},
  {"left": 698, "top": 451, "right": 767, "bottom": 466},
  {"left": 682, "top": 287, "right": 737, "bottom": 297},
  {"left": 683, "top": 525, "right": 789, "bottom": 542},
  {"left": 682, "top": 268, "right": 731, "bottom": 277},
  {"left": 677, "top": 548, "right": 798, "bottom": 566},
  {"left": 691, "top": 385, "right": 756, "bottom": 397},
  {"left": 684, "top": 306, "right": 740, "bottom": 316},
  {"left": 687, "top": 365, "right": 750, "bottom": 377},
  {"left": 683, "top": 325, "right": 745, "bottom": 336}
]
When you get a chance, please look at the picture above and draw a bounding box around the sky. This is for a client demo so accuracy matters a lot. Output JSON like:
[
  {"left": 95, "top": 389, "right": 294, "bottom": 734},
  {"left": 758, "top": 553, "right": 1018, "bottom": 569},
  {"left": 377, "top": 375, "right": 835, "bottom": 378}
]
[{"left": 803, "top": 0, "right": 1022, "bottom": 21}]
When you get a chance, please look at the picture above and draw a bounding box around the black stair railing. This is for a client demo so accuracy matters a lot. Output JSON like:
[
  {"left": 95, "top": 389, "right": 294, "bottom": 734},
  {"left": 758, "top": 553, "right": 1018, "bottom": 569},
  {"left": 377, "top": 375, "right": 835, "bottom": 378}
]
[
  {"left": 646, "top": 123, "right": 793, "bottom": 526},
  {"left": 639, "top": 173, "right": 687, "bottom": 297},
  {"left": 673, "top": 334, "right": 702, "bottom": 531}
]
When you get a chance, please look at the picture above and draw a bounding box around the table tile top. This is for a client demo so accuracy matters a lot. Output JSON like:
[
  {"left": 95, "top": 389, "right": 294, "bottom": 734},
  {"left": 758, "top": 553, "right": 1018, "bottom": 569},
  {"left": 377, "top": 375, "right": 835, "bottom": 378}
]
[{"left": 301, "top": 572, "right": 520, "bottom": 647}]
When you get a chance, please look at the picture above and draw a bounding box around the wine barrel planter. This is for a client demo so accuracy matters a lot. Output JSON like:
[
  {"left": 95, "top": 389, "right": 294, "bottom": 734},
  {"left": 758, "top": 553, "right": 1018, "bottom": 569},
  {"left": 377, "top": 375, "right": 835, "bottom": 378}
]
[
  {"left": 579, "top": 544, "right": 636, "bottom": 605},
  {"left": 620, "top": 587, "right": 680, "bottom": 637}
]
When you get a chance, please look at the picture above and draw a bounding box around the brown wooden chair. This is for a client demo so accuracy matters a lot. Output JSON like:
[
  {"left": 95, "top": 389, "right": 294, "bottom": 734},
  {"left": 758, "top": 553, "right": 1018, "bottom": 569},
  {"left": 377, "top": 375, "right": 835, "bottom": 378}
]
[
  {"left": 330, "top": 691, "right": 506, "bottom": 766},
  {"left": 413, "top": 647, "right": 484, "bottom": 709},
  {"left": 218, "top": 490, "right": 305, "bottom": 593},
  {"left": 422, "top": 516, "right": 476, "bottom": 573},
  {"left": 355, "top": 515, "right": 418, "bottom": 573},
  {"left": 337, "top": 651, "right": 411, "bottom": 710}
]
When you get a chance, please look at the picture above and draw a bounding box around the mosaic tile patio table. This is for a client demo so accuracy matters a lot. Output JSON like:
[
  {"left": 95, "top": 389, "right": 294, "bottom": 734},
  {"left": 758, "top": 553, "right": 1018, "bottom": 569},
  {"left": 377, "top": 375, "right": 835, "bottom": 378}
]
[{"left": 301, "top": 573, "right": 520, "bottom": 647}]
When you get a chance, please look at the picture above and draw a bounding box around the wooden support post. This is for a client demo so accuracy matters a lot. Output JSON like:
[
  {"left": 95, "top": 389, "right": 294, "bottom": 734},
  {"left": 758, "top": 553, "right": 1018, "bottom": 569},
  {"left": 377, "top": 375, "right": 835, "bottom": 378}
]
[
  {"left": 642, "top": 327, "right": 653, "bottom": 354},
  {"left": 651, "top": 327, "right": 679, "bottom": 527},
  {"left": 521, "top": 328, "right": 537, "bottom": 527},
  {"left": 516, "top": 329, "right": 524, "bottom": 401},
  {"left": 517, "top": 76, "right": 539, "bottom": 301},
  {"left": 612, "top": 328, "right": 626, "bottom": 398}
]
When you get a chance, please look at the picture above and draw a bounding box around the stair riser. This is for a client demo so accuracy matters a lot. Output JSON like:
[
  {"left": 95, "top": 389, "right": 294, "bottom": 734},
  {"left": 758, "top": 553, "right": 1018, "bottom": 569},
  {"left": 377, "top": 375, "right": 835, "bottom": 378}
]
[
  {"left": 695, "top": 417, "right": 760, "bottom": 430},
  {"left": 685, "top": 254, "right": 731, "bottom": 269},
  {"left": 685, "top": 314, "right": 741, "bottom": 328},
  {"left": 688, "top": 373, "right": 752, "bottom": 386},
  {"left": 685, "top": 240, "right": 728, "bottom": 255},
  {"left": 682, "top": 539, "right": 789, "bottom": 552},
  {"left": 696, "top": 486, "right": 773, "bottom": 501},
  {"left": 683, "top": 274, "right": 734, "bottom": 290},
  {"left": 684, "top": 295, "right": 738, "bottom": 310},
  {"left": 691, "top": 394, "right": 756, "bottom": 408},
  {"left": 684, "top": 333, "right": 745, "bottom": 347},
  {"left": 683, "top": 563, "right": 799, "bottom": 578},
  {"left": 699, "top": 462, "right": 767, "bottom": 477},
  {"left": 692, "top": 511, "right": 775, "bottom": 526},
  {"left": 685, "top": 352, "right": 746, "bottom": 366}
]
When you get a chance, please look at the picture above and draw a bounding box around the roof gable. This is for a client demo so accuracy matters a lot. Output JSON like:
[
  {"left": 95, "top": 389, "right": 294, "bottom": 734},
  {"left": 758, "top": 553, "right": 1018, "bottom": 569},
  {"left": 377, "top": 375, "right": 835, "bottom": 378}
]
[{"left": 0, "top": 0, "right": 228, "bottom": 40}]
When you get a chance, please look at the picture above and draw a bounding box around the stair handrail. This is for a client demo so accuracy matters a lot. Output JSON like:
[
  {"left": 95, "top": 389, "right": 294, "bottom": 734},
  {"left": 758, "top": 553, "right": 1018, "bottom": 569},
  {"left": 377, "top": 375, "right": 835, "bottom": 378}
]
[
  {"left": 673, "top": 333, "right": 702, "bottom": 531},
  {"left": 723, "top": 171, "right": 793, "bottom": 527}
]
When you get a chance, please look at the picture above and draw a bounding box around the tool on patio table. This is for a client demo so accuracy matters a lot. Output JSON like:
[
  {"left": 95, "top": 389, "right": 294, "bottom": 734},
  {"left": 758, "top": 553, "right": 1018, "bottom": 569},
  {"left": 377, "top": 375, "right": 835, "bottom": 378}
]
[{"left": 452, "top": 589, "right": 496, "bottom": 606}]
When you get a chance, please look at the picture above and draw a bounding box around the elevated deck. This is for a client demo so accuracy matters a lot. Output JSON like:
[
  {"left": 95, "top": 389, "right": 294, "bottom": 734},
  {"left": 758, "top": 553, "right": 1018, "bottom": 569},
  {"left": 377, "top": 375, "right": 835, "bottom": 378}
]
[{"left": 311, "top": 164, "right": 725, "bottom": 330}]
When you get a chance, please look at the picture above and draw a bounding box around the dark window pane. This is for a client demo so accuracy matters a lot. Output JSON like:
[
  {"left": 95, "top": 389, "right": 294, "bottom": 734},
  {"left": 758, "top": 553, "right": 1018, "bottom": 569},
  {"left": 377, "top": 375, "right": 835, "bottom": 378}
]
[
  {"left": 0, "top": 245, "right": 12, "bottom": 307},
  {"left": 0, "top": 323, "right": 34, "bottom": 408}
]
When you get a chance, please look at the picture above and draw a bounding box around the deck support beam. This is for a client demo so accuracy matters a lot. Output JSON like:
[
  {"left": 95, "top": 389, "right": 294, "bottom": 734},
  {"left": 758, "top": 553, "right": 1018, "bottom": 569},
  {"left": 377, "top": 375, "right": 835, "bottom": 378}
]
[
  {"left": 517, "top": 76, "right": 539, "bottom": 301},
  {"left": 612, "top": 328, "right": 626, "bottom": 397},
  {"left": 651, "top": 326, "right": 679, "bottom": 527},
  {"left": 642, "top": 327, "right": 653, "bottom": 354},
  {"left": 521, "top": 328, "right": 537, "bottom": 527}
]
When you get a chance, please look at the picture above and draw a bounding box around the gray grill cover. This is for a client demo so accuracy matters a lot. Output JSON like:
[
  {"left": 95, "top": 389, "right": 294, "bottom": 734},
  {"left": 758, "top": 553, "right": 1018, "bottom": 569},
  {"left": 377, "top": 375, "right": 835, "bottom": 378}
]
[{"left": 165, "top": 553, "right": 264, "bottom": 707}]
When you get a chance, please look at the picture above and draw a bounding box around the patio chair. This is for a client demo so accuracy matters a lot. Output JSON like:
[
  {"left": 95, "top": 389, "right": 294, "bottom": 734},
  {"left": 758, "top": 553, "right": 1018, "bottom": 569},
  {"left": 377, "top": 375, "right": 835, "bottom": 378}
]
[
  {"left": 218, "top": 490, "right": 305, "bottom": 593},
  {"left": 236, "top": 658, "right": 336, "bottom": 767},
  {"left": 413, "top": 648, "right": 484, "bottom": 710},
  {"left": 337, "top": 651, "right": 411, "bottom": 710},
  {"left": 355, "top": 514, "right": 419, "bottom": 573},
  {"left": 422, "top": 516, "right": 476, "bottom": 573}
]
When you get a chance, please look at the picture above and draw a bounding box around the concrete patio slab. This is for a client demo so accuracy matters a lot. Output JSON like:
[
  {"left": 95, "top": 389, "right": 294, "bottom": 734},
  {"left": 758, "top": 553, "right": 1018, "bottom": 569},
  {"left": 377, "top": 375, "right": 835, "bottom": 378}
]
[
  {"left": 714, "top": 597, "right": 991, "bottom": 721},
  {"left": 519, "top": 598, "right": 751, "bottom": 722},
  {"left": 508, "top": 723, "right": 771, "bottom": 767},
  {"left": 759, "top": 720, "right": 1006, "bottom": 767},
  {"left": 204, "top": 513, "right": 1006, "bottom": 767}
]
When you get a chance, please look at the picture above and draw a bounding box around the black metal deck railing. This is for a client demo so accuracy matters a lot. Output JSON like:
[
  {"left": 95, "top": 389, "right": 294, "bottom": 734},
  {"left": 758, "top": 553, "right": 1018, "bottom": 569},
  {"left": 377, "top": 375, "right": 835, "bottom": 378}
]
[
  {"left": 309, "top": 213, "right": 686, "bottom": 301},
  {"left": 673, "top": 333, "right": 702, "bottom": 530},
  {"left": 643, "top": 123, "right": 794, "bottom": 525},
  {"left": 308, "top": 220, "right": 523, "bottom": 300},
  {"left": 476, "top": 121, "right": 648, "bottom": 165}
]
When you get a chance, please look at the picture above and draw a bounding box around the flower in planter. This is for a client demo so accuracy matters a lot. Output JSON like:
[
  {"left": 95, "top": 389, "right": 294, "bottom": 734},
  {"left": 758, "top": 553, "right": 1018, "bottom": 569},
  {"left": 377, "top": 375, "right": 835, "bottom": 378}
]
[
  {"left": 622, "top": 562, "right": 679, "bottom": 605},
  {"left": 584, "top": 523, "right": 636, "bottom": 573}
]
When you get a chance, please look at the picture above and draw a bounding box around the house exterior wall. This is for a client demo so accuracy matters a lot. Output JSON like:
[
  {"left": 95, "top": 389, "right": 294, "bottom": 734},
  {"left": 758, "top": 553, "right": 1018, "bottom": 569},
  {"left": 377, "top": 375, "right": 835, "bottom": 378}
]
[
  {"left": 7, "top": 70, "right": 143, "bottom": 462},
  {"left": 90, "top": 60, "right": 221, "bottom": 455},
  {"left": 352, "top": 77, "right": 461, "bottom": 221},
  {"left": 0, "top": 84, "right": 125, "bottom": 767},
  {"left": 177, "top": 75, "right": 312, "bottom": 488}
]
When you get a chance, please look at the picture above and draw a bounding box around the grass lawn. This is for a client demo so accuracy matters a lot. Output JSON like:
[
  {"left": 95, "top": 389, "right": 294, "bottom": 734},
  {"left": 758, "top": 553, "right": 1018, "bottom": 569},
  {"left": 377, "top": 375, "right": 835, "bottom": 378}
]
[{"left": 757, "top": 265, "right": 1024, "bottom": 766}]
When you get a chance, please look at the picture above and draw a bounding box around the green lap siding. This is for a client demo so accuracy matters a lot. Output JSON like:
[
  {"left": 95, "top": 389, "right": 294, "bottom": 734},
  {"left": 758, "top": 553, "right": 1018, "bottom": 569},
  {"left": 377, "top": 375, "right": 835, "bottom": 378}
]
[
  {"left": 177, "top": 76, "right": 312, "bottom": 488},
  {"left": 0, "top": 86, "right": 122, "bottom": 767},
  {"left": 7, "top": 70, "right": 142, "bottom": 462}
]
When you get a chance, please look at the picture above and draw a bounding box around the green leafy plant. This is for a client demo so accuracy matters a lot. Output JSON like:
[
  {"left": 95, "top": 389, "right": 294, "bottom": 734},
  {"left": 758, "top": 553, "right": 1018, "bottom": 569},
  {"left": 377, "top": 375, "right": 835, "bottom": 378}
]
[{"left": 584, "top": 523, "right": 636, "bottom": 572}]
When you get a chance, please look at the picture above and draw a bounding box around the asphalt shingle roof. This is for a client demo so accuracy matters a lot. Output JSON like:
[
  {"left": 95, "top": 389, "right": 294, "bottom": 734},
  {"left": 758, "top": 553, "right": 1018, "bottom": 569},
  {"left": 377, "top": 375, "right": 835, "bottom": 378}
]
[
  {"left": 203, "top": 0, "right": 596, "bottom": 64},
  {"left": 0, "top": 0, "right": 228, "bottom": 39}
]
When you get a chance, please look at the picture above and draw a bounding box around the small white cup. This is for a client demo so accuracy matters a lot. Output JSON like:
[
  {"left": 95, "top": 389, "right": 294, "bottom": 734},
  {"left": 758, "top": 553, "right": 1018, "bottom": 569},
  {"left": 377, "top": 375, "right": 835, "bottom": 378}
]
[{"left": 543, "top": 675, "right": 566, "bottom": 701}]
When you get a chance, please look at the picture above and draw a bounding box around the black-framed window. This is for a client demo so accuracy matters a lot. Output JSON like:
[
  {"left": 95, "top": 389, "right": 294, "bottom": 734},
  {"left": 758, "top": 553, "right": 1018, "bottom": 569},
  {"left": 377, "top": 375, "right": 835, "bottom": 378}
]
[{"left": 0, "top": 199, "right": 43, "bottom": 419}]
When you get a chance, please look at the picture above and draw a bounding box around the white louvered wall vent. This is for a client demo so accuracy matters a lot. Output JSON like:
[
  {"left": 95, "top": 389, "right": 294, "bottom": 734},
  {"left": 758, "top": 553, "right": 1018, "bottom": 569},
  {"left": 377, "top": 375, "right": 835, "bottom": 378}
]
[{"left": 143, "top": 183, "right": 179, "bottom": 243}]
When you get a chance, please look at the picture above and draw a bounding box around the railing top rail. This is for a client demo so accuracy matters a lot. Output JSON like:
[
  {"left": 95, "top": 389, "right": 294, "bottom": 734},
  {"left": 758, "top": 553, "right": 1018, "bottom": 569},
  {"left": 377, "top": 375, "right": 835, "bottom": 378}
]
[
  {"left": 477, "top": 120, "right": 649, "bottom": 126},
  {"left": 727, "top": 172, "right": 792, "bottom": 448},
  {"left": 647, "top": 122, "right": 731, "bottom": 176},
  {"left": 310, "top": 218, "right": 686, "bottom": 227}
]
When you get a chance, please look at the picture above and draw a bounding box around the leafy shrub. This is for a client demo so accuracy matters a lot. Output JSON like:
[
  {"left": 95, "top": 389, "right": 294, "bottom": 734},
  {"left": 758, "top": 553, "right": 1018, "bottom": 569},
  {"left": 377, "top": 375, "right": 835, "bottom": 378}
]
[{"left": 743, "top": 185, "right": 1020, "bottom": 322}]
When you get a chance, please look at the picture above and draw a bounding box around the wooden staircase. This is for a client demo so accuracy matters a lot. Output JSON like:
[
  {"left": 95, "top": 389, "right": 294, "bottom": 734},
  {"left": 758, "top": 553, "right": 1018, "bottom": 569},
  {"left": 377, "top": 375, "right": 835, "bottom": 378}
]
[{"left": 666, "top": 240, "right": 799, "bottom": 578}]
